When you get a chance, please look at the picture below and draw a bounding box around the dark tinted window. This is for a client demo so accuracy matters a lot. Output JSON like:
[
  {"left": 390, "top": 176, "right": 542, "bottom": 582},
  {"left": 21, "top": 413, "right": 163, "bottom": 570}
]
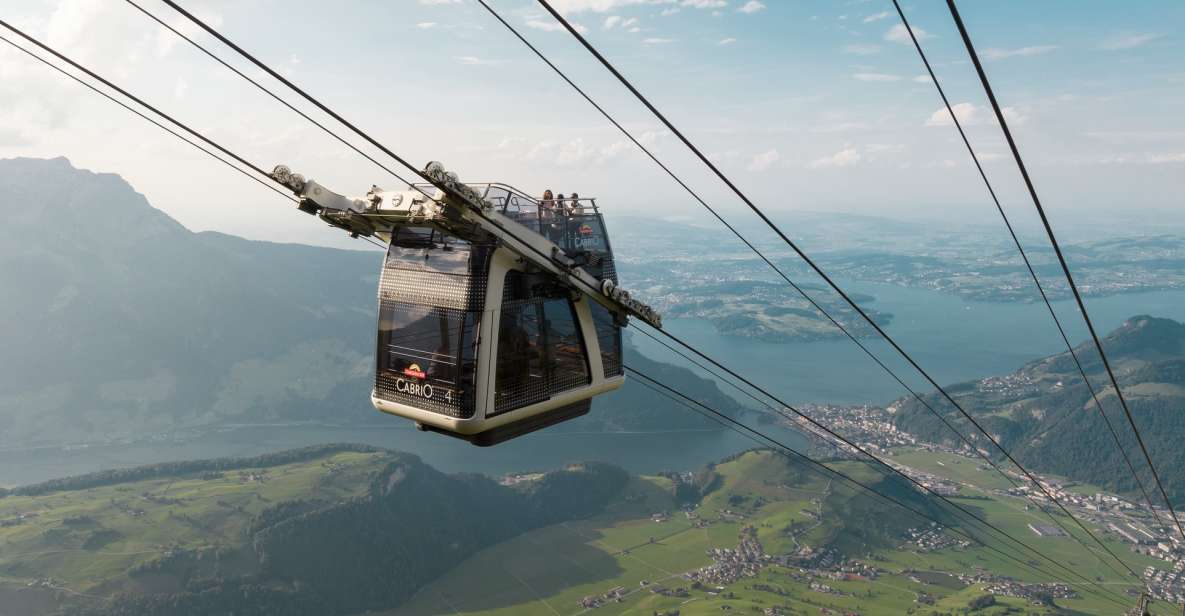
[
  {"left": 494, "top": 300, "right": 547, "bottom": 413},
  {"left": 543, "top": 298, "right": 590, "bottom": 391},
  {"left": 589, "top": 301, "right": 623, "bottom": 378},
  {"left": 493, "top": 272, "right": 592, "bottom": 415},
  {"left": 376, "top": 301, "right": 478, "bottom": 417}
]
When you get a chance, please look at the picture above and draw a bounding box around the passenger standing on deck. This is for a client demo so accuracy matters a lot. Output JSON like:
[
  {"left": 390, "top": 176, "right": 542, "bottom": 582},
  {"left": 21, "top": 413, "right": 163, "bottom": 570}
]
[
  {"left": 568, "top": 192, "right": 583, "bottom": 216},
  {"left": 538, "top": 189, "right": 555, "bottom": 232},
  {"left": 549, "top": 194, "right": 564, "bottom": 241}
]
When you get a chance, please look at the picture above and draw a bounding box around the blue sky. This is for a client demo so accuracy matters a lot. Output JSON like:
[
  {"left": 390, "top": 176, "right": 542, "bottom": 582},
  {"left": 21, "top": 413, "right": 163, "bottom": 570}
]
[{"left": 0, "top": 0, "right": 1182, "bottom": 246}]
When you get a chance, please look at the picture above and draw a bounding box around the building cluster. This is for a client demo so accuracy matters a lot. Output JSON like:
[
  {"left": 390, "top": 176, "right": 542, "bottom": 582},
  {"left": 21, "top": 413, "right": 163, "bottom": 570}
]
[
  {"left": 891, "top": 464, "right": 961, "bottom": 497},
  {"left": 975, "top": 373, "right": 1040, "bottom": 399},
  {"left": 956, "top": 571, "right": 1077, "bottom": 601},
  {"left": 686, "top": 525, "right": 769, "bottom": 586},
  {"left": 901, "top": 525, "right": 970, "bottom": 552},
  {"left": 791, "top": 404, "right": 918, "bottom": 456},
  {"left": 1143, "top": 563, "right": 1185, "bottom": 604},
  {"left": 577, "top": 585, "right": 627, "bottom": 609}
]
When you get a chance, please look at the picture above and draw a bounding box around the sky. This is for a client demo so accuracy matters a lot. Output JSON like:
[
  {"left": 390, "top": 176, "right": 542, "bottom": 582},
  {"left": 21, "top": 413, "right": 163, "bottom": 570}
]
[{"left": 0, "top": 0, "right": 1182, "bottom": 247}]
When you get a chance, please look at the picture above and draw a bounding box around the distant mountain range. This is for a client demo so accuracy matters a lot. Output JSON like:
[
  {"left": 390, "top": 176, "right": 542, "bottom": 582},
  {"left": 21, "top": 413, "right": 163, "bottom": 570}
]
[
  {"left": 892, "top": 314, "right": 1185, "bottom": 504},
  {"left": 0, "top": 157, "right": 740, "bottom": 450}
]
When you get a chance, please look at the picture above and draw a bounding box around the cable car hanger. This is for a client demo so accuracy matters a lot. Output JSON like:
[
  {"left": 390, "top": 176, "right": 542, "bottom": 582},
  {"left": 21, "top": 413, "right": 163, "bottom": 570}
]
[
  {"left": 271, "top": 161, "right": 660, "bottom": 330},
  {"left": 271, "top": 160, "right": 660, "bottom": 446}
]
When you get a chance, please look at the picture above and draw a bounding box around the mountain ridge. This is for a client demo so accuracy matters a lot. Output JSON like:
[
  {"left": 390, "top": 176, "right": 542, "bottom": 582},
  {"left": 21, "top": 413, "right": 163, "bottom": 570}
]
[
  {"left": 892, "top": 314, "right": 1185, "bottom": 504},
  {"left": 0, "top": 156, "right": 739, "bottom": 449}
]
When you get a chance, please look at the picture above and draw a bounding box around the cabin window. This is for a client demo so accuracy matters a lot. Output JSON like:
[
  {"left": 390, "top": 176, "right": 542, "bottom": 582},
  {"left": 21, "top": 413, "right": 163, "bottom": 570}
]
[
  {"left": 376, "top": 301, "right": 478, "bottom": 417},
  {"left": 589, "top": 301, "right": 623, "bottom": 378},
  {"left": 494, "top": 300, "right": 548, "bottom": 413},
  {"left": 542, "top": 298, "right": 591, "bottom": 391},
  {"left": 492, "top": 272, "right": 593, "bottom": 415}
]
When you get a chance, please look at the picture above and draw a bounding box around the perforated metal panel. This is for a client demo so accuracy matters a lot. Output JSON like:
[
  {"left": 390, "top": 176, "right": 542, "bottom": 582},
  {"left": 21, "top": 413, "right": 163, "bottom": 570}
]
[
  {"left": 374, "top": 241, "right": 488, "bottom": 419},
  {"left": 378, "top": 243, "right": 492, "bottom": 311},
  {"left": 374, "top": 300, "right": 478, "bottom": 419},
  {"left": 490, "top": 272, "right": 594, "bottom": 416}
]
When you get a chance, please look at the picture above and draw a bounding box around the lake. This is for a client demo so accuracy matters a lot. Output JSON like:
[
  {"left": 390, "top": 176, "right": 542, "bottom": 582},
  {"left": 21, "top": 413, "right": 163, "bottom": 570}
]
[
  {"left": 633, "top": 280, "right": 1185, "bottom": 406},
  {"left": 5, "top": 282, "right": 1184, "bottom": 487}
]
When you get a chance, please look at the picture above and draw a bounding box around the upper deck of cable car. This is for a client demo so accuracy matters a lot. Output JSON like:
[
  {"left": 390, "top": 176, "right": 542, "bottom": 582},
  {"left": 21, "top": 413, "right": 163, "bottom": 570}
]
[{"left": 406, "top": 180, "right": 618, "bottom": 282}]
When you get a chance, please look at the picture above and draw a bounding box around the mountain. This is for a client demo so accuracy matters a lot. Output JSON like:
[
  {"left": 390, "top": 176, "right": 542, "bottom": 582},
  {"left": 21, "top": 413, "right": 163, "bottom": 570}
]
[
  {"left": 891, "top": 314, "right": 1185, "bottom": 504},
  {"left": 0, "top": 444, "right": 628, "bottom": 616},
  {"left": 0, "top": 157, "right": 737, "bottom": 450}
]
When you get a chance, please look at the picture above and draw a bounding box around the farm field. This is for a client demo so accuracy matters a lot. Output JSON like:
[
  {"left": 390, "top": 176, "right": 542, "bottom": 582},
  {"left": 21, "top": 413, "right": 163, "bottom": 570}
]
[
  {"left": 0, "top": 447, "right": 390, "bottom": 600},
  {"left": 389, "top": 449, "right": 1170, "bottom": 616}
]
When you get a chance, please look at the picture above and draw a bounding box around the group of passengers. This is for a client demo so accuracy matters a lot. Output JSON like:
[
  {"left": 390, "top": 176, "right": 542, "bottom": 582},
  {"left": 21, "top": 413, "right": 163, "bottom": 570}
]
[{"left": 539, "top": 189, "right": 585, "bottom": 217}]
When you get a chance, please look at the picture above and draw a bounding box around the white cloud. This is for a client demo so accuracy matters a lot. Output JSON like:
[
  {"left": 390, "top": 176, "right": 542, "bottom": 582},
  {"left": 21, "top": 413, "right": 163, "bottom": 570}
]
[
  {"left": 455, "top": 56, "right": 501, "bottom": 66},
  {"left": 747, "top": 149, "right": 780, "bottom": 172},
  {"left": 809, "top": 147, "right": 861, "bottom": 169},
  {"left": 912, "top": 74, "right": 932, "bottom": 84},
  {"left": 925, "top": 102, "right": 978, "bottom": 127},
  {"left": 924, "top": 102, "right": 1025, "bottom": 127},
  {"left": 852, "top": 72, "right": 901, "bottom": 82},
  {"left": 416, "top": 22, "right": 438, "bottom": 29},
  {"left": 604, "top": 15, "right": 622, "bottom": 29},
  {"left": 548, "top": 0, "right": 726, "bottom": 11},
  {"left": 885, "top": 23, "right": 927, "bottom": 44},
  {"left": 519, "top": 132, "right": 665, "bottom": 167},
  {"left": 525, "top": 19, "right": 589, "bottom": 33},
  {"left": 738, "top": 1, "right": 766, "bottom": 14},
  {"left": 1084, "top": 130, "right": 1185, "bottom": 145},
  {"left": 863, "top": 11, "right": 891, "bottom": 23},
  {"left": 1098, "top": 152, "right": 1185, "bottom": 165},
  {"left": 1101, "top": 32, "right": 1162, "bottom": 50},
  {"left": 843, "top": 44, "right": 881, "bottom": 55},
  {"left": 1147, "top": 152, "right": 1185, "bottom": 164},
  {"left": 983, "top": 45, "right": 1057, "bottom": 60},
  {"left": 643, "top": 37, "right": 676, "bottom": 44},
  {"left": 718, "top": 37, "right": 737, "bottom": 45}
]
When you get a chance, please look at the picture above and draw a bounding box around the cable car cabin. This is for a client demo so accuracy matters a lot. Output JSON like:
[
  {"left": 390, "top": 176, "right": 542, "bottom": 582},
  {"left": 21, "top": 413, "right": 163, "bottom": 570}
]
[{"left": 372, "top": 185, "right": 624, "bottom": 446}]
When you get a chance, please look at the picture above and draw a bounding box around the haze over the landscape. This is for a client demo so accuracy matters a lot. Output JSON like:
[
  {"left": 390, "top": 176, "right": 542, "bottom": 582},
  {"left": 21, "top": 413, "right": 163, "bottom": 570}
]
[
  {"left": 3, "top": 1, "right": 1185, "bottom": 615},
  {"left": 1, "top": 0, "right": 1183, "bottom": 246}
]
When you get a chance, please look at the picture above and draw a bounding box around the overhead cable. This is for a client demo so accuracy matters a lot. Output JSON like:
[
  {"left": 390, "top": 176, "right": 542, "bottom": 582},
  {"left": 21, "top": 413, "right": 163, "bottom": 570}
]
[
  {"left": 944, "top": 0, "right": 1185, "bottom": 542},
  {"left": 531, "top": 0, "right": 1141, "bottom": 581},
  {"left": 890, "top": 0, "right": 1166, "bottom": 533}
]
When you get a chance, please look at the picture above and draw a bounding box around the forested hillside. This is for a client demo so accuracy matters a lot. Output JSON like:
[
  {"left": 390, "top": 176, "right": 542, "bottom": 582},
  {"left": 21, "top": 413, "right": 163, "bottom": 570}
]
[
  {"left": 892, "top": 315, "right": 1185, "bottom": 504},
  {"left": 0, "top": 444, "right": 628, "bottom": 616}
]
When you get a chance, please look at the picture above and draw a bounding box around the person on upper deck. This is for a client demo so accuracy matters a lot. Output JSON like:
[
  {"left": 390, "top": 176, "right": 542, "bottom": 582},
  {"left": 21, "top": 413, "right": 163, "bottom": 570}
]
[
  {"left": 538, "top": 189, "right": 555, "bottom": 227},
  {"left": 568, "top": 192, "right": 583, "bottom": 216}
]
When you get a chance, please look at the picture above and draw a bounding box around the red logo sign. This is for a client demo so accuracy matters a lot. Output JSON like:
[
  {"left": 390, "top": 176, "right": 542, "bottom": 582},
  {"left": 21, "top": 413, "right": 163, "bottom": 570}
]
[
  {"left": 402, "top": 364, "right": 427, "bottom": 379},
  {"left": 579, "top": 224, "right": 594, "bottom": 235}
]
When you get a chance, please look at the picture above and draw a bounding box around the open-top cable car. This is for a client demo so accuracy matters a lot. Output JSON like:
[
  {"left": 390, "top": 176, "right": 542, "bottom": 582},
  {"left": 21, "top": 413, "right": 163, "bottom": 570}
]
[{"left": 271, "top": 162, "right": 659, "bottom": 445}]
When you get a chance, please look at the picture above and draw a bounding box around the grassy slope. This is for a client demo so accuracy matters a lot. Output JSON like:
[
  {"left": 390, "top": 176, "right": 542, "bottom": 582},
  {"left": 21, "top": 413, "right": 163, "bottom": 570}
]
[
  {"left": 390, "top": 449, "right": 1172, "bottom": 616},
  {"left": 0, "top": 450, "right": 386, "bottom": 597}
]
